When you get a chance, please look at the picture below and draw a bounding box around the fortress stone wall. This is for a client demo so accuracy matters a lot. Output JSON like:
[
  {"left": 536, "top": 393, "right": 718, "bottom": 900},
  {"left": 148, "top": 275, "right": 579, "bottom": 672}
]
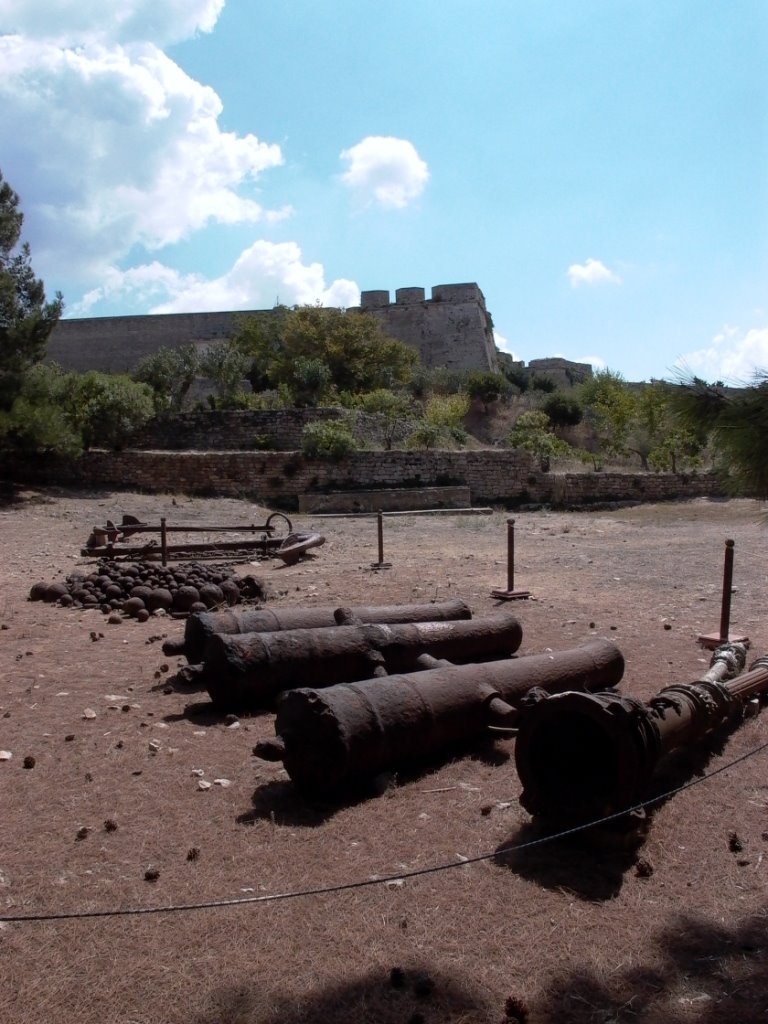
[
  {"left": 354, "top": 283, "right": 498, "bottom": 372},
  {"left": 47, "top": 282, "right": 499, "bottom": 375}
]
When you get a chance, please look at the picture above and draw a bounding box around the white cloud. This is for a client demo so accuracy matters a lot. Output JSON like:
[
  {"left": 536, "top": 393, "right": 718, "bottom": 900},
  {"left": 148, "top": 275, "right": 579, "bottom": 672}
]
[
  {"left": 71, "top": 241, "right": 360, "bottom": 316},
  {"left": 675, "top": 324, "right": 768, "bottom": 383},
  {"left": 340, "top": 136, "right": 429, "bottom": 208},
  {"left": 566, "top": 258, "right": 621, "bottom": 288},
  {"left": 493, "top": 330, "right": 518, "bottom": 360},
  {"left": 0, "top": 0, "right": 225, "bottom": 46},
  {"left": 577, "top": 353, "right": 607, "bottom": 370},
  {"left": 0, "top": 32, "right": 283, "bottom": 282}
]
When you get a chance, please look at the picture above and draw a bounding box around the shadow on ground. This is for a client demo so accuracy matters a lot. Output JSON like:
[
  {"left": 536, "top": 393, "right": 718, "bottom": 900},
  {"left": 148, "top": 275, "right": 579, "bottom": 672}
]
[
  {"left": 532, "top": 908, "right": 768, "bottom": 1023},
  {"left": 187, "top": 911, "right": 768, "bottom": 1023},
  {"left": 191, "top": 964, "right": 496, "bottom": 1024},
  {"left": 495, "top": 722, "right": 742, "bottom": 902},
  {"left": 239, "top": 738, "right": 512, "bottom": 827}
]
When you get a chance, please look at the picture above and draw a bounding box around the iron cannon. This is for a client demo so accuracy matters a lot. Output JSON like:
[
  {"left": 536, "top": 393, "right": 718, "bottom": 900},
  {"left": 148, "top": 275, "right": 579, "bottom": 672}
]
[
  {"left": 203, "top": 612, "right": 524, "bottom": 710},
  {"left": 254, "top": 638, "right": 625, "bottom": 794},
  {"left": 163, "top": 598, "right": 473, "bottom": 663}
]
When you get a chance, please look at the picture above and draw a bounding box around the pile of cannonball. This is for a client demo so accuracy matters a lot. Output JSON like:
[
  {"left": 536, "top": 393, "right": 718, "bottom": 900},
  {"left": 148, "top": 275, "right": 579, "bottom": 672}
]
[{"left": 29, "top": 559, "right": 266, "bottom": 622}]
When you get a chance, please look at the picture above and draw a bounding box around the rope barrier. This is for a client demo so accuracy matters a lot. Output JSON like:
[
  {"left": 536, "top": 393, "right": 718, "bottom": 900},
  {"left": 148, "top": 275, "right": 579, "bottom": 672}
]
[{"left": 2, "top": 738, "right": 767, "bottom": 924}]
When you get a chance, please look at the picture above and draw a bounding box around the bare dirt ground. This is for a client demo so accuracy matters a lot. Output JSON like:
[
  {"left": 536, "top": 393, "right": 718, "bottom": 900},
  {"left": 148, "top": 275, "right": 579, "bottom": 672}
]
[{"left": 1, "top": 487, "right": 768, "bottom": 1024}]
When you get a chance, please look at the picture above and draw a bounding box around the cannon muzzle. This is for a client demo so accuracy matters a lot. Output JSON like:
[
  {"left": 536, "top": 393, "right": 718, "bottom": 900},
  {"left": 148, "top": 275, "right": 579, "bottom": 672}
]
[{"left": 515, "top": 643, "right": 762, "bottom": 825}]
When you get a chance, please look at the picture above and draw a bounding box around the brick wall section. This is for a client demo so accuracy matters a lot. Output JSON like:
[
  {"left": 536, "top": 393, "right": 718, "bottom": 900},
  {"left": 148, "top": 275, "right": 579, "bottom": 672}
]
[{"left": 1, "top": 449, "right": 723, "bottom": 509}]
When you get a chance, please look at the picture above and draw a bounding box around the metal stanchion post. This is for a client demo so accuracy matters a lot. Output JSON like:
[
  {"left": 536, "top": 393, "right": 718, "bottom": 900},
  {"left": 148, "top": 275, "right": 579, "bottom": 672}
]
[
  {"left": 370, "top": 509, "right": 392, "bottom": 570},
  {"left": 698, "top": 538, "right": 748, "bottom": 649},
  {"left": 491, "top": 518, "right": 530, "bottom": 600}
]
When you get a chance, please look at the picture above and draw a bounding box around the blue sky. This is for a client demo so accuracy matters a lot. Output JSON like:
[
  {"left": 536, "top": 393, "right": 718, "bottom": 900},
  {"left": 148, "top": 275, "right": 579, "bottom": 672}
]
[{"left": 1, "top": 0, "right": 766, "bottom": 382}]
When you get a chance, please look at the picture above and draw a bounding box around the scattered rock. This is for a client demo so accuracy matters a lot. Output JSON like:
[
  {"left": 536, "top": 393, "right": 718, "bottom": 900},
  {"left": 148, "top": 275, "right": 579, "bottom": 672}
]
[
  {"left": 144, "top": 867, "right": 160, "bottom": 882},
  {"left": 187, "top": 847, "right": 200, "bottom": 861},
  {"left": 76, "top": 826, "right": 91, "bottom": 840},
  {"left": 104, "top": 819, "right": 118, "bottom": 832},
  {"left": 0, "top": 751, "right": 12, "bottom": 761},
  {"left": 728, "top": 831, "right": 744, "bottom": 854},
  {"left": 198, "top": 779, "right": 212, "bottom": 791},
  {"left": 389, "top": 967, "right": 406, "bottom": 989},
  {"left": 635, "top": 858, "right": 654, "bottom": 878},
  {"left": 82, "top": 708, "right": 97, "bottom": 720},
  {"left": 22, "top": 755, "right": 35, "bottom": 769},
  {"left": 504, "top": 994, "right": 529, "bottom": 1022}
]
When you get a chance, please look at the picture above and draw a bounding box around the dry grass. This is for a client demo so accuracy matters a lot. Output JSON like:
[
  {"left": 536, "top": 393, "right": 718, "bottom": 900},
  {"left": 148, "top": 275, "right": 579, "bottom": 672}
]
[{"left": 1, "top": 487, "right": 767, "bottom": 1023}]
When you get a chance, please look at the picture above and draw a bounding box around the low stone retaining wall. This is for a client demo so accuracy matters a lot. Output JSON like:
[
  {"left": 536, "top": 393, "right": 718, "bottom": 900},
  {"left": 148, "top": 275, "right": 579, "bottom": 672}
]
[
  {"left": 1, "top": 448, "right": 723, "bottom": 510},
  {"left": 130, "top": 409, "right": 346, "bottom": 451},
  {"left": 298, "top": 485, "right": 472, "bottom": 514}
]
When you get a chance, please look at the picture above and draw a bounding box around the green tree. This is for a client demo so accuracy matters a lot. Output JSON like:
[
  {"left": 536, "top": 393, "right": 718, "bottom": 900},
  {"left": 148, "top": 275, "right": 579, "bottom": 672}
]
[
  {"left": 418, "top": 392, "right": 471, "bottom": 447},
  {"left": 0, "top": 363, "right": 81, "bottom": 456},
  {"left": 405, "top": 422, "right": 443, "bottom": 450},
  {"left": 0, "top": 170, "right": 63, "bottom": 408},
  {"left": 630, "top": 381, "right": 705, "bottom": 472},
  {"left": 578, "top": 369, "right": 637, "bottom": 459},
  {"left": 357, "top": 389, "right": 414, "bottom": 449},
  {"left": 67, "top": 371, "right": 154, "bottom": 450},
  {"left": 670, "top": 374, "right": 768, "bottom": 495},
  {"left": 133, "top": 344, "right": 200, "bottom": 413},
  {"left": 502, "top": 366, "right": 530, "bottom": 393},
  {"left": 541, "top": 390, "right": 583, "bottom": 428},
  {"left": 465, "top": 370, "right": 509, "bottom": 411},
  {"left": 199, "top": 340, "right": 249, "bottom": 408},
  {"left": 232, "top": 306, "right": 291, "bottom": 392},
  {"left": 530, "top": 374, "right": 557, "bottom": 393},
  {"left": 282, "top": 356, "right": 333, "bottom": 408},
  {"left": 233, "top": 304, "right": 417, "bottom": 399},
  {"left": 506, "top": 409, "right": 574, "bottom": 469},
  {"left": 424, "top": 393, "right": 470, "bottom": 431}
]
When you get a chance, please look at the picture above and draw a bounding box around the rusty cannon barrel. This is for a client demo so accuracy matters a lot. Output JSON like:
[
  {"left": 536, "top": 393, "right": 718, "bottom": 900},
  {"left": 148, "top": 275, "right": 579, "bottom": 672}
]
[
  {"left": 254, "top": 639, "right": 625, "bottom": 795},
  {"left": 203, "top": 613, "right": 523, "bottom": 711},
  {"left": 163, "top": 598, "right": 472, "bottom": 662},
  {"left": 515, "top": 643, "right": 763, "bottom": 826}
]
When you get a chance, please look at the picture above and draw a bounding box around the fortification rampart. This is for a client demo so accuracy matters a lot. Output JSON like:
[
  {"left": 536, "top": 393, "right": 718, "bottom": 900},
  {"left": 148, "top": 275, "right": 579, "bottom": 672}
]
[
  {"left": 47, "top": 282, "right": 499, "bottom": 374},
  {"left": 355, "top": 282, "right": 498, "bottom": 372}
]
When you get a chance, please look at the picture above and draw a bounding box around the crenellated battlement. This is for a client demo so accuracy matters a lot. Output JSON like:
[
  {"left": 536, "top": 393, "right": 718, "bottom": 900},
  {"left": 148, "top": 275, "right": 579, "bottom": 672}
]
[{"left": 48, "top": 281, "right": 500, "bottom": 375}]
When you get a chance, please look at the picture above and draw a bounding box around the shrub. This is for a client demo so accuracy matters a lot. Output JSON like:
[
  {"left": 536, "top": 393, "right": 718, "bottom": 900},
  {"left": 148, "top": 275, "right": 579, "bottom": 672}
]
[
  {"left": 301, "top": 419, "right": 357, "bottom": 461},
  {"left": 541, "top": 391, "right": 583, "bottom": 427},
  {"left": 531, "top": 374, "right": 557, "bottom": 393},
  {"left": 67, "top": 372, "right": 155, "bottom": 450},
  {"left": 506, "top": 409, "right": 574, "bottom": 469},
  {"left": 406, "top": 423, "right": 443, "bottom": 450}
]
